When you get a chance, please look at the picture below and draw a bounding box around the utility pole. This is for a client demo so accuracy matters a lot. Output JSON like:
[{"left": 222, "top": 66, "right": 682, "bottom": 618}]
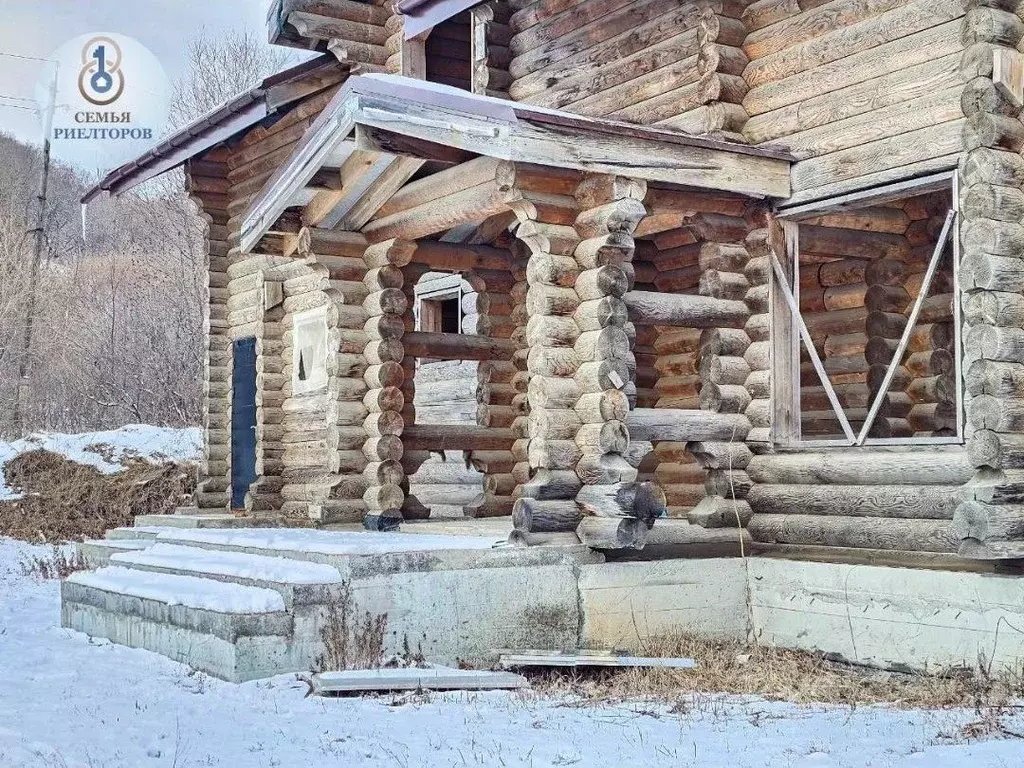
[{"left": 12, "top": 62, "right": 58, "bottom": 436}]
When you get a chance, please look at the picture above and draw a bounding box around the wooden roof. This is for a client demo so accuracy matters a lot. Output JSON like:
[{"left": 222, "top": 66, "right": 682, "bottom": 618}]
[{"left": 241, "top": 74, "right": 793, "bottom": 252}]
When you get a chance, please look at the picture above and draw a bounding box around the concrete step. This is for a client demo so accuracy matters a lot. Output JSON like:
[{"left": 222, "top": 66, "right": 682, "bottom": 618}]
[
  {"left": 108, "top": 543, "right": 345, "bottom": 607},
  {"left": 79, "top": 538, "right": 154, "bottom": 568},
  {"left": 106, "top": 526, "right": 167, "bottom": 541},
  {"left": 133, "top": 514, "right": 260, "bottom": 529},
  {"left": 61, "top": 566, "right": 303, "bottom": 682},
  {"left": 143, "top": 527, "right": 594, "bottom": 577}
]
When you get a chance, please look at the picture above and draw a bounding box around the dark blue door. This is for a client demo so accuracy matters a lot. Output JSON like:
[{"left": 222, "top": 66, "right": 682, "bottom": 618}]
[{"left": 231, "top": 337, "right": 258, "bottom": 510}]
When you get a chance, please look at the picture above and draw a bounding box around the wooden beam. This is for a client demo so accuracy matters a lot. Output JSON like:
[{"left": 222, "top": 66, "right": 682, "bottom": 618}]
[
  {"left": 352, "top": 90, "right": 791, "bottom": 198},
  {"left": 402, "top": 425, "right": 513, "bottom": 451},
  {"left": 627, "top": 409, "right": 751, "bottom": 442},
  {"left": 355, "top": 125, "right": 475, "bottom": 165},
  {"left": 623, "top": 290, "right": 749, "bottom": 328},
  {"left": 410, "top": 240, "right": 510, "bottom": 271},
  {"left": 402, "top": 331, "right": 515, "bottom": 361},
  {"left": 333, "top": 155, "right": 424, "bottom": 229},
  {"left": 362, "top": 179, "right": 507, "bottom": 242}
]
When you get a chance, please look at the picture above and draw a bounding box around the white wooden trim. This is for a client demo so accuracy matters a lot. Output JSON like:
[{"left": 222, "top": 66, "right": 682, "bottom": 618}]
[
  {"left": 952, "top": 169, "right": 964, "bottom": 441},
  {"left": 240, "top": 108, "right": 356, "bottom": 253},
  {"left": 855, "top": 210, "right": 956, "bottom": 445},
  {"left": 777, "top": 172, "right": 956, "bottom": 220},
  {"left": 768, "top": 242, "right": 857, "bottom": 444}
]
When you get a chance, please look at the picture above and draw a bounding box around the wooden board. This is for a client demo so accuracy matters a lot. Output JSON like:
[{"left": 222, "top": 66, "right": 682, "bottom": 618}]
[{"left": 312, "top": 667, "right": 529, "bottom": 694}]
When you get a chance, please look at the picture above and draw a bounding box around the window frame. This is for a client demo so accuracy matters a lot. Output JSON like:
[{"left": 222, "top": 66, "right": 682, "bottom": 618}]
[{"left": 771, "top": 171, "right": 964, "bottom": 448}]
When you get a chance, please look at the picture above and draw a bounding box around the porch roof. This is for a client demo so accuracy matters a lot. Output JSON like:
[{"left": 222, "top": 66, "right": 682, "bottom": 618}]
[{"left": 240, "top": 74, "right": 793, "bottom": 253}]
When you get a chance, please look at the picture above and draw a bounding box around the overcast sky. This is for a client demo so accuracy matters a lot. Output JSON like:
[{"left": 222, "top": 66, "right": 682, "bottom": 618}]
[{"left": 0, "top": 0, "right": 272, "bottom": 175}]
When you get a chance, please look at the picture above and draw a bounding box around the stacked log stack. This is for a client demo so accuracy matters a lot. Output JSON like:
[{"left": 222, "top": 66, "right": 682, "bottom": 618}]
[
  {"left": 507, "top": 242, "right": 533, "bottom": 512},
  {"left": 279, "top": 260, "right": 352, "bottom": 523},
  {"left": 508, "top": 165, "right": 587, "bottom": 543},
  {"left": 742, "top": 218, "right": 775, "bottom": 444},
  {"left": 186, "top": 72, "right": 345, "bottom": 513},
  {"left": 687, "top": 232, "right": 754, "bottom": 529},
  {"left": 360, "top": 239, "right": 413, "bottom": 530},
  {"left": 649, "top": 226, "right": 705, "bottom": 518},
  {"left": 953, "top": 0, "right": 1024, "bottom": 559},
  {"left": 507, "top": 0, "right": 748, "bottom": 136},
  {"left": 465, "top": 267, "right": 518, "bottom": 518},
  {"left": 572, "top": 175, "right": 653, "bottom": 549},
  {"left": 864, "top": 256, "right": 914, "bottom": 439}
]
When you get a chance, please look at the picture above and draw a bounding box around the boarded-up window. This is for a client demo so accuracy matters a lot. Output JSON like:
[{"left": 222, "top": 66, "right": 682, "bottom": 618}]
[{"left": 292, "top": 307, "right": 328, "bottom": 395}]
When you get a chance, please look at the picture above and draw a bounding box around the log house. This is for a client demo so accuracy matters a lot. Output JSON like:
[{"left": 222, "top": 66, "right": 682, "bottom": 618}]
[{"left": 84, "top": 0, "right": 1024, "bottom": 565}]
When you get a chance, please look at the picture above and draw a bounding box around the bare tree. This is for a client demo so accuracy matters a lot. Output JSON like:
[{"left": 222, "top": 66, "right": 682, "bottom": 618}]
[
  {"left": 0, "top": 30, "right": 301, "bottom": 436},
  {"left": 169, "top": 30, "right": 297, "bottom": 129}
]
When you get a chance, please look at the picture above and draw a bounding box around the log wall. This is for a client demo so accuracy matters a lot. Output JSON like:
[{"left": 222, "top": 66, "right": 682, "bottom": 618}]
[
  {"left": 186, "top": 70, "right": 346, "bottom": 516},
  {"left": 507, "top": 0, "right": 747, "bottom": 133},
  {"left": 742, "top": 0, "right": 973, "bottom": 203},
  {"left": 951, "top": 0, "right": 1024, "bottom": 559}
]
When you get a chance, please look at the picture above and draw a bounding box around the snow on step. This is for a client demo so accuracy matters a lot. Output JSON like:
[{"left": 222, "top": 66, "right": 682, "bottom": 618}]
[
  {"left": 155, "top": 528, "right": 504, "bottom": 555},
  {"left": 111, "top": 543, "right": 343, "bottom": 584},
  {"left": 66, "top": 566, "right": 285, "bottom": 613}
]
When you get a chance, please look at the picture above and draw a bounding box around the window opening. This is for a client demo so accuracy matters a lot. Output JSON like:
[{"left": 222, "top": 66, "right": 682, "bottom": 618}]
[{"left": 773, "top": 174, "right": 961, "bottom": 446}]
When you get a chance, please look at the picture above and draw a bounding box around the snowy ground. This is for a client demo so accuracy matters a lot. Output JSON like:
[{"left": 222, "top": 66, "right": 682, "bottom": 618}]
[
  {"left": 0, "top": 425, "right": 201, "bottom": 500},
  {"left": 3, "top": 539, "right": 1024, "bottom": 767}
]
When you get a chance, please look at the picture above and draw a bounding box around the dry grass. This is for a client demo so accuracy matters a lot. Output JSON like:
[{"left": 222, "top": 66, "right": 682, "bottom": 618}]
[
  {"left": 528, "top": 633, "right": 1024, "bottom": 710},
  {"left": 19, "top": 546, "right": 88, "bottom": 580},
  {"left": 0, "top": 449, "right": 195, "bottom": 543},
  {"left": 313, "top": 583, "right": 389, "bottom": 673}
]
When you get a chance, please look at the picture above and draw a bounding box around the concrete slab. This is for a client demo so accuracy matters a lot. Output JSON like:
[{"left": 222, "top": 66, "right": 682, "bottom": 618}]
[
  {"left": 133, "top": 514, "right": 263, "bottom": 529},
  {"left": 749, "top": 558, "right": 1024, "bottom": 673},
  {"left": 79, "top": 539, "right": 154, "bottom": 568},
  {"left": 579, "top": 559, "right": 748, "bottom": 650}
]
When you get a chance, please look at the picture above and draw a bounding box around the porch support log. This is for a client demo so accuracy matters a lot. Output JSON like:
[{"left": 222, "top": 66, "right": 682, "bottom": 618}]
[{"left": 360, "top": 238, "right": 412, "bottom": 529}]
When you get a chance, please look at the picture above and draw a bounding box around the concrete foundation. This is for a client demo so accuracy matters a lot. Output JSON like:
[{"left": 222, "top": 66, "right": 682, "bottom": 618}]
[{"left": 63, "top": 525, "right": 1024, "bottom": 681}]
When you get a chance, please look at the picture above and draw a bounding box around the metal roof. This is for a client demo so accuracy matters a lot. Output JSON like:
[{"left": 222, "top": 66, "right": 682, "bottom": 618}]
[
  {"left": 81, "top": 55, "right": 343, "bottom": 203},
  {"left": 397, "top": 0, "right": 484, "bottom": 39}
]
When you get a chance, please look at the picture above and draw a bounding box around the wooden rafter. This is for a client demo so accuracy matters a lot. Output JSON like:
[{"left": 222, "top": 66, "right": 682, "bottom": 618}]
[{"left": 241, "top": 74, "right": 792, "bottom": 253}]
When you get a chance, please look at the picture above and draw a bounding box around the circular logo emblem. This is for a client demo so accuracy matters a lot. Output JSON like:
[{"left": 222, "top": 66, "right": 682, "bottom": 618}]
[{"left": 78, "top": 36, "right": 125, "bottom": 106}]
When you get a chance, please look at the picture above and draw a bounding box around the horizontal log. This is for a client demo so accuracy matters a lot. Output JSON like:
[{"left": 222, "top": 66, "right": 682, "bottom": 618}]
[
  {"left": 748, "top": 513, "right": 957, "bottom": 553},
  {"left": 402, "top": 425, "right": 513, "bottom": 451},
  {"left": 402, "top": 332, "right": 516, "bottom": 361},
  {"left": 627, "top": 408, "right": 751, "bottom": 442},
  {"left": 576, "top": 517, "right": 648, "bottom": 550},
  {"left": 748, "top": 484, "right": 962, "bottom": 520},
  {"left": 512, "top": 497, "right": 582, "bottom": 533},
  {"left": 748, "top": 448, "right": 972, "bottom": 485},
  {"left": 623, "top": 291, "right": 749, "bottom": 328}
]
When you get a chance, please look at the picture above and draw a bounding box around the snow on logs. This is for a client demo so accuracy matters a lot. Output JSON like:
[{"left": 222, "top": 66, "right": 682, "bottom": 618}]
[{"left": 623, "top": 290, "right": 749, "bottom": 328}]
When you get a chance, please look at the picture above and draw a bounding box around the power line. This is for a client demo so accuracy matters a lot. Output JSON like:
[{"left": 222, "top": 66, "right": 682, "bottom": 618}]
[
  {"left": 0, "top": 93, "right": 35, "bottom": 103},
  {"left": 0, "top": 51, "right": 51, "bottom": 63},
  {"left": 0, "top": 102, "right": 36, "bottom": 112}
]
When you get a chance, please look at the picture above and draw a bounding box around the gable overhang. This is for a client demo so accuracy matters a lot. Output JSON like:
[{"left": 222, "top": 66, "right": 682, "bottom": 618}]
[
  {"left": 82, "top": 55, "right": 342, "bottom": 204},
  {"left": 240, "top": 74, "right": 794, "bottom": 254}
]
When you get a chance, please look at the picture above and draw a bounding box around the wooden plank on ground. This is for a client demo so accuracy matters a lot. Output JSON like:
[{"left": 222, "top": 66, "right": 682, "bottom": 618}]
[
  {"left": 312, "top": 667, "right": 529, "bottom": 694},
  {"left": 498, "top": 651, "right": 696, "bottom": 668}
]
